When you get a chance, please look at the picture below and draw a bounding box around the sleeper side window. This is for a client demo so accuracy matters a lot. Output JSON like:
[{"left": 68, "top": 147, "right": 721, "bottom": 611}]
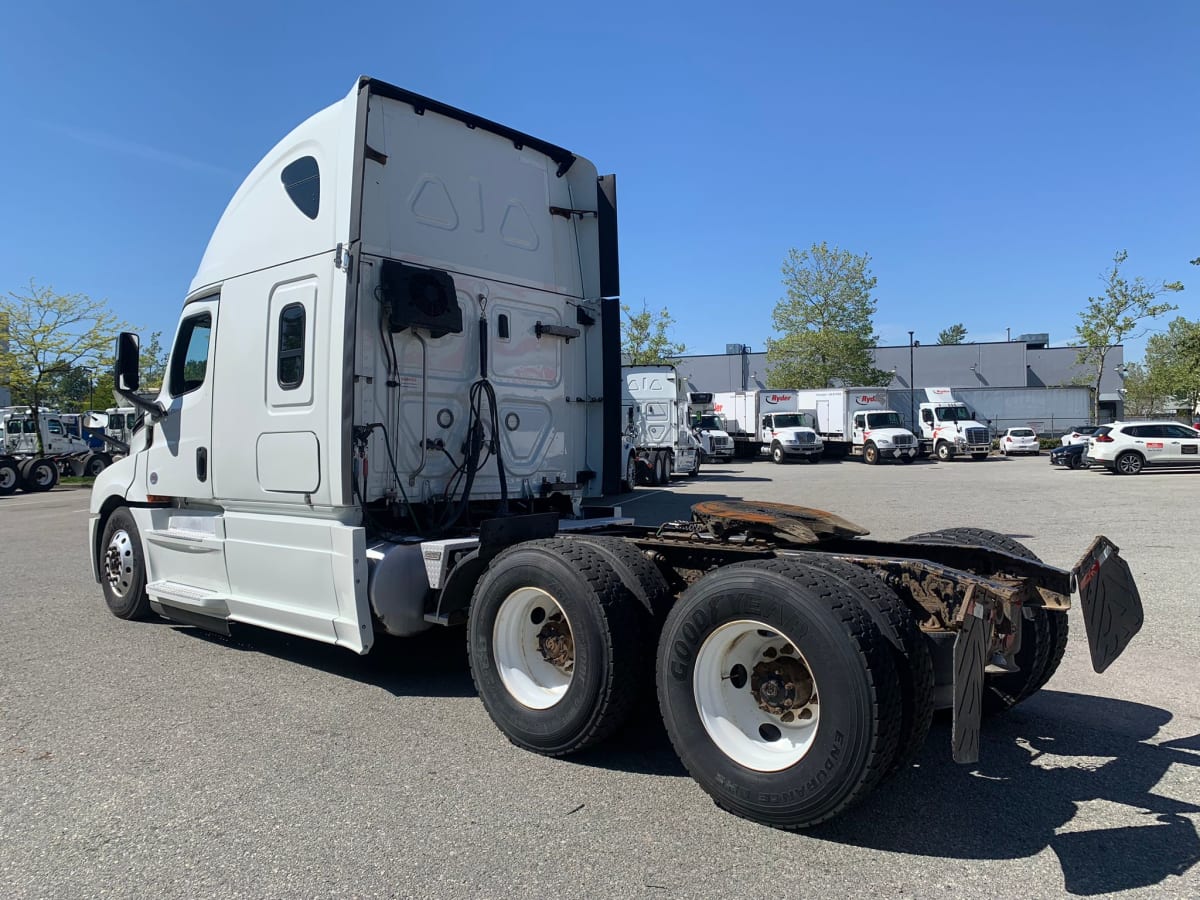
[
  {"left": 278, "top": 303, "right": 306, "bottom": 389},
  {"left": 169, "top": 312, "right": 213, "bottom": 397}
]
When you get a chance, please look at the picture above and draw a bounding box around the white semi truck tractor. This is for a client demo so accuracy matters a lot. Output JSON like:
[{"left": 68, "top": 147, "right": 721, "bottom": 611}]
[
  {"left": 622, "top": 365, "right": 701, "bottom": 483},
  {"left": 685, "top": 392, "right": 735, "bottom": 463},
  {"left": 795, "top": 388, "right": 919, "bottom": 464},
  {"left": 88, "top": 77, "right": 1145, "bottom": 830},
  {"left": 893, "top": 387, "right": 993, "bottom": 460}
]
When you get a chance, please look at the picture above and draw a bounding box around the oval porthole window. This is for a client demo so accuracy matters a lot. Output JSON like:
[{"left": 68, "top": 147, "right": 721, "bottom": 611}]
[
  {"left": 281, "top": 156, "right": 320, "bottom": 220},
  {"left": 437, "top": 408, "right": 454, "bottom": 429},
  {"left": 505, "top": 413, "right": 520, "bottom": 432}
]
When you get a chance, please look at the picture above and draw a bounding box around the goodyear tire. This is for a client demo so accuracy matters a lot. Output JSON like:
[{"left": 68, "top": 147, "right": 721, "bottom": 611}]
[
  {"left": 0, "top": 459, "right": 20, "bottom": 496},
  {"left": 100, "top": 507, "right": 153, "bottom": 620},
  {"left": 468, "top": 538, "right": 646, "bottom": 756},
  {"left": 788, "top": 554, "right": 934, "bottom": 777},
  {"left": 656, "top": 559, "right": 901, "bottom": 829},
  {"left": 904, "top": 527, "right": 1068, "bottom": 714}
]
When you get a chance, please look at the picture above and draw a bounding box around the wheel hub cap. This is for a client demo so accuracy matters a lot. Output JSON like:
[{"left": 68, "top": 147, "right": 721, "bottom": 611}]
[
  {"left": 104, "top": 529, "right": 135, "bottom": 597},
  {"left": 537, "top": 614, "right": 574, "bottom": 673}
]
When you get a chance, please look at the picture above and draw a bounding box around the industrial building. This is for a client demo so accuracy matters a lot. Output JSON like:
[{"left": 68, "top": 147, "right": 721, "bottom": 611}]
[{"left": 675, "top": 333, "right": 1126, "bottom": 433}]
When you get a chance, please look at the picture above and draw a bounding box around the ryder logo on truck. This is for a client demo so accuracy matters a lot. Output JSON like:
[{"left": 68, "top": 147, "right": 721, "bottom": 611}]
[
  {"left": 764, "top": 394, "right": 795, "bottom": 405},
  {"left": 855, "top": 394, "right": 883, "bottom": 405}
]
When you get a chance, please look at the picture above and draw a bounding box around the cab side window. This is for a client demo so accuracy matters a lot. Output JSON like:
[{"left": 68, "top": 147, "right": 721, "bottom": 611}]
[
  {"left": 169, "top": 312, "right": 213, "bottom": 397},
  {"left": 47, "top": 419, "right": 63, "bottom": 435},
  {"left": 277, "top": 303, "right": 306, "bottom": 389}
]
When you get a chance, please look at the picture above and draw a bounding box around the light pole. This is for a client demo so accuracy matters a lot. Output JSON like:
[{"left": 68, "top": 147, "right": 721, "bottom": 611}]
[{"left": 908, "top": 331, "right": 916, "bottom": 428}]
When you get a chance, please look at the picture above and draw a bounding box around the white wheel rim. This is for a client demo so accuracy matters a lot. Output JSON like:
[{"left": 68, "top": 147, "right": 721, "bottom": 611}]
[
  {"left": 493, "top": 587, "right": 574, "bottom": 709},
  {"left": 104, "top": 529, "right": 137, "bottom": 598},
  {"left": 693, "top": 620, "right": 820, "bottom": 772}
]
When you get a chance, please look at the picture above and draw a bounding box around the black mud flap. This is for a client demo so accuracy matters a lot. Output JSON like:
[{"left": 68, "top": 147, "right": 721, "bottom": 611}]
[
  {"left": 952, "top": 605, "right": 987, "bottom": 764},
  {"left": 1073, "top": 537, "right": 1144, "bottom": 674}
]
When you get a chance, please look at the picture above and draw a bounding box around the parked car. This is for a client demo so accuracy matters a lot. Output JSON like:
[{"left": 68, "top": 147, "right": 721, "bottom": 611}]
[
  {"left": 1000, "top": 427, "right": 1039, "bottom": 456},
  {"left": 1087, "top": 421, "right": 1200, "bottom": 475},
  {"left": 1060, "top": 426, "right": 1099, "bottom": 446},
  {"left": 1049, "top": 442, "right": 1088, "bottom": 469}
]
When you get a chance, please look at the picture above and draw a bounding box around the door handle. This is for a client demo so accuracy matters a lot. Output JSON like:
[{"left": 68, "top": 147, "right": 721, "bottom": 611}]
[{"left": 196, "top": 447, "right": 208, "bottom": 482}]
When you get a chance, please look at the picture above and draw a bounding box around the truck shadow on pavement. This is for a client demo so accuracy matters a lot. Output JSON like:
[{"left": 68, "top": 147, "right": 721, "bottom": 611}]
[
  {"left": 812, "top": 690, "right": 1200, "bottom": 896},
  {"left": 179, "top": 619, "right": 1197, "bottom": 894}
]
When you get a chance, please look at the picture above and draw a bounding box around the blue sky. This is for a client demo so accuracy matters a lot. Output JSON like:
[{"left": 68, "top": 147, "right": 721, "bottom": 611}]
[{"left": 1, "top": 1, "right": 1196, "bottom": 361}]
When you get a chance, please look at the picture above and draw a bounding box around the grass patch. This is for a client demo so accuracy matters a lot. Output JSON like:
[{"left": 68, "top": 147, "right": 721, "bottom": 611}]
[{"left": 60, "top": 476, "right": 97, "bottom": 485}]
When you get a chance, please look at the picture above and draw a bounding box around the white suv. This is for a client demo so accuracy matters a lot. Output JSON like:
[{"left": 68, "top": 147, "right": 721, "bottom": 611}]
[{"left": 1088, "top": 421, "right": 1200, "bottom": 475}]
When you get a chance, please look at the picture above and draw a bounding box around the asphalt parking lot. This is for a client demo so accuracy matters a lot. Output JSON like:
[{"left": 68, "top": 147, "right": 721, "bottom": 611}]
[{"left": 2, "top": 455, "right": 1199, "bottom": 899}]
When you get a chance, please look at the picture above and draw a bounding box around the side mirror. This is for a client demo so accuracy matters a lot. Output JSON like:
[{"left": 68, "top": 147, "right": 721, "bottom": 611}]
[{"left": 115, "top": 332, "right": 140, "bottom": 392}]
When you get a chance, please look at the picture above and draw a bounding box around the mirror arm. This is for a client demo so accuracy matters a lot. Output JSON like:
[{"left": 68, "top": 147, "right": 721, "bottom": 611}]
[{"left": 115, "top": 385, "right": 167, "bottom": 423}]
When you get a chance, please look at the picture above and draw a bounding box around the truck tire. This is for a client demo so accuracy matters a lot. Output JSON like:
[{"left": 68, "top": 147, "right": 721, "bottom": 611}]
[
  {"left": 935, "top": 442, "right": 954, "bottom": 461},
  {"left": 23, "top": 458, "right": 59, "bottom": 492},
  {"left": 656, "top": 559, "right": 901, "bottom": 829},
  {"left": 903, "top": 527, "right": 1068, "bottom": 714},
  {"left": 688, "top": 453, "right": 700, "bottom": 477},
  {"left": 653, "top": 451, "right": 670, "bottom": 484},
  {"left": 788, "top": 555, "right": 934, "bottom": 777},
  {"left": 771, "top": 443, "right": 786, "bottom": 464},
  {"left": 85, "top": 452, "right": 111, "bottom": 476},
  {"left": 100, "top": 507, "right": 154, "bottom": 620},
  {"left": 468, "top": 538, "right": 647, "bottom": 756},
  {"left": 622, "top": 453, "right": 637, "bottom": 492},
  {"left": 0, "top": 459, "right": 19, "bottom": 496},
  {"left": 863, "top": 443, "right": 879, "bottom": 465}
]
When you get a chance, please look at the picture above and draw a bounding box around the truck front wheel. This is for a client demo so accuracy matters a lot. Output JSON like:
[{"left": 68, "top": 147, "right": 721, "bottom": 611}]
[
  {"left": 0, "top": 459, "right": 19, "bottom": 496},
  {"left": 771, "top": 443, "right": 786, "bottom": 464},
  {"left": 101, "top": 508, "right": 153, "bottom": 620},
  {"left": 656, "top": 559, "right": 901, "bottom": 829},
  {"left": 863, "top": 443, "right": 879, "bottom": 465},
  {"left": 935, "top": 442, "right": 954, "bottom": 461},
  {"left": 468, "top": 539, "right": 647, "bottom": 757}
]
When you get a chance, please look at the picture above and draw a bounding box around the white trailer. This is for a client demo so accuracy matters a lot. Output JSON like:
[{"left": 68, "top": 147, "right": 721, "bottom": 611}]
[
  {"left": 87, "top": 77, "right": 1145, "bottom": 831},
  {"left": 795, "top": 388, "right": 919, "bottom": 464},
  {"left": 622, "top": 365, "right": 700, "bottom": 483}
]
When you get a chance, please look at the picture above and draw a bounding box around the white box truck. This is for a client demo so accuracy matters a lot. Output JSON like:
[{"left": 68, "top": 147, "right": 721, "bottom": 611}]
[
  {"left": 795, "top": 389, "right": 919, "bottom": 464},
  {"left": 892, "top": 387, "right": 993, "bottom": 460},
  {"left": 711, "top": 389, "right": 822, "bottom": 461},
  {"left": 87, "top": 77, "right": 1144, "bottom": 831},
  {"left": 621, "top": 365, "right": 701, "bottom": 483}
]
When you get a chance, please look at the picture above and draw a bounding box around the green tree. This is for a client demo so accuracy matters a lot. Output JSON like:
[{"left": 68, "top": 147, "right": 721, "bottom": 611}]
[
  {"left": 0, "top": 280, "right": 125, "bottom": 452},
  {"left": 621, "top": 301, "right": 686, "bottom": 366},
  {"left": 937, "top": 323, "right": 968, "bottom": 345},
  {"left": 139, "top": 331, "right": 170, "bottom": 392},
  {"left": 766, "top": 242, "right": 891, "bottom": 388},
  {"left": 1074, "top": 251, "right": 1183, "bottom": 422},
  {"left": 1144, "top": 317, "right": 1200, "bottom": 416},
  {"left": 1119, "top": 362, "right": 1170, "bottom": 418}
]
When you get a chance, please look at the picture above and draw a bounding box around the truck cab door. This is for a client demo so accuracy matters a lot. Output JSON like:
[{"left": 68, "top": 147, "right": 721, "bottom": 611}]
[
  {"left": 147, "top": 300, "right": 218, "bottom": 500},
  {"left": 920, "top": 407, "right": 935, "bottom": 439},
  {"left": 853, "top": 412, "right": 866, "bottom": 445}
]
